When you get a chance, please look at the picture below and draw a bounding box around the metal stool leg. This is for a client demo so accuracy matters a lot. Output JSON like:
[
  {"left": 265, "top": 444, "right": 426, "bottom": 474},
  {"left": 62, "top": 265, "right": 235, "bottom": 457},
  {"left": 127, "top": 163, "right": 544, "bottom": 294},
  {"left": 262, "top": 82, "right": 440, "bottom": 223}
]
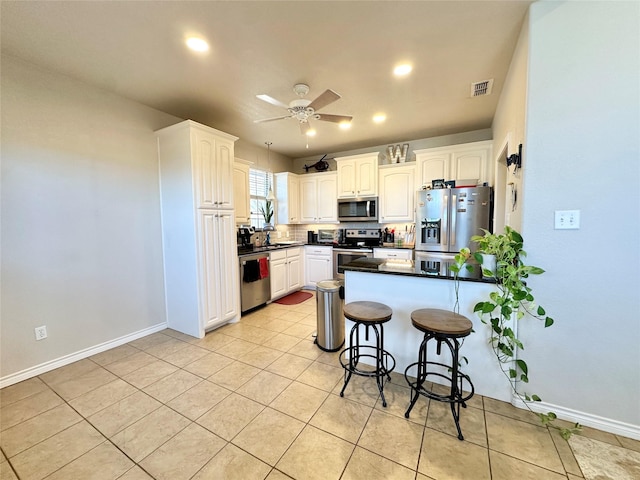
[
  {"left": 340, "top": 321, "right": 360, "bottom": 397},
  {"left": 405, "top": 332, "right": 429, "bottom": 417}
]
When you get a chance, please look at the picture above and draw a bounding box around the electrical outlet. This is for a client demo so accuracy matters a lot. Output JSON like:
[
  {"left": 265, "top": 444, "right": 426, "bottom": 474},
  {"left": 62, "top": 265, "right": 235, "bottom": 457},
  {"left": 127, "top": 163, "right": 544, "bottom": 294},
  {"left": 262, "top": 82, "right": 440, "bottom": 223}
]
[
  {"left": 555, "top": 210, "right": 580, "bottom": 230},
  {"left": 286, "top": 231, "right": 290, "bottom": 238},
  {"left": 34, "top": 325, "right": 47, "bottom": 341},
  {"left": 277, "top": 231, "right": 282, "bottom": 238}
]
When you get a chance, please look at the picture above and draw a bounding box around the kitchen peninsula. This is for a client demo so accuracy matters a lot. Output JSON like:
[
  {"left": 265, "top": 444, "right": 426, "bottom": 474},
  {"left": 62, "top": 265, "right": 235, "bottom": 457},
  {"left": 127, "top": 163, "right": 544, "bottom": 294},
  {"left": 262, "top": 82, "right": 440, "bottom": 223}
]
[{"left": 342, "top": 258, "right": 512, "bottom": 403}]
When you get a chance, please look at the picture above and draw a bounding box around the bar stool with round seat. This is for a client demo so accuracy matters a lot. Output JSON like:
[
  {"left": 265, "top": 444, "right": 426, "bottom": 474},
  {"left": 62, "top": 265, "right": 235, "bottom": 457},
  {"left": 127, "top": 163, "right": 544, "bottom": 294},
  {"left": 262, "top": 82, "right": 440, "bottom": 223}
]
[
  {"left": 404, "top": 308, "right": 474, "bottom": 440},
  {"left": 338, "top": 301, "right": 395, "bottom": 407}
]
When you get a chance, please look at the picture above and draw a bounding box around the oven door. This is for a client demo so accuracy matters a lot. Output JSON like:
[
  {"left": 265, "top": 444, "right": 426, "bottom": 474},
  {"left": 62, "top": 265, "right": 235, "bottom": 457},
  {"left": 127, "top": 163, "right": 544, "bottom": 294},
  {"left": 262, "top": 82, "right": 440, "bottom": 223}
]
[{"left": 333, "top": 248, "right": 373, "bottom": 279}]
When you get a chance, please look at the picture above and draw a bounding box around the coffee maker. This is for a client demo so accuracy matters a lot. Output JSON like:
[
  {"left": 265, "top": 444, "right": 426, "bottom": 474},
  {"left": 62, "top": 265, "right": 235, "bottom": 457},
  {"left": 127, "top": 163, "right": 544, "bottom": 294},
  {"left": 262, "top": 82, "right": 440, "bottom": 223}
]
[{"left": 237, "top": 226, "right": 255, "bottom": 253}]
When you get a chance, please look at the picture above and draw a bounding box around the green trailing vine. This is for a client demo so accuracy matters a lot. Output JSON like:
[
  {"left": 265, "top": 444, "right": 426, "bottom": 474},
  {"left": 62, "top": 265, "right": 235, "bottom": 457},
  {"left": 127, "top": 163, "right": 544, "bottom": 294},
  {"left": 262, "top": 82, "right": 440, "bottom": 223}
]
[{"left": 450, "top": 226, "right": 581, "bottom": 440}]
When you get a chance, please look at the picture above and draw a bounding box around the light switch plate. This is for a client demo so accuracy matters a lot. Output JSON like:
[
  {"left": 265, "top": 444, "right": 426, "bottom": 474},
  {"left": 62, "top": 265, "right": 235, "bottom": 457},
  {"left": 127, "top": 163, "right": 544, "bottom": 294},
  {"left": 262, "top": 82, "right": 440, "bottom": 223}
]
[{"left": 555, "top": 210, "right": 580, "bottom": 229}]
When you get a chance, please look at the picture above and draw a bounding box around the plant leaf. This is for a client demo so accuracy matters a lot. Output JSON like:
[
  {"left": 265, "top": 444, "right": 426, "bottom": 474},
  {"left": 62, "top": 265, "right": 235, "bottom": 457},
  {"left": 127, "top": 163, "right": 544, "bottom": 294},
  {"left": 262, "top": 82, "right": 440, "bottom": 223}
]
[
  {"left": 545, "top": 317, "right": 554, "bottom": 327},
  {"left": 516, "top": 359, "right": 528, "bottom": 375}
]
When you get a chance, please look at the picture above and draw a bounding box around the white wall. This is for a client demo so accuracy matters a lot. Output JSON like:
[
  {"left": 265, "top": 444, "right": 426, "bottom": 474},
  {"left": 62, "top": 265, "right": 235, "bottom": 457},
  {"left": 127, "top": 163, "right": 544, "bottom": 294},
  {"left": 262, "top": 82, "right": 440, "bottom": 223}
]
[
  {"left": 235, "top": 141, "right": 292, "bottom": 174},
  {"left": 519, "top": 1, "right": 639, "bottom": 432},
  {"left": 491, "top": 12, "right": 529, "bottom": 233},
  {"left": 0, "top": 55, "right": 181, "bottom": 380}
]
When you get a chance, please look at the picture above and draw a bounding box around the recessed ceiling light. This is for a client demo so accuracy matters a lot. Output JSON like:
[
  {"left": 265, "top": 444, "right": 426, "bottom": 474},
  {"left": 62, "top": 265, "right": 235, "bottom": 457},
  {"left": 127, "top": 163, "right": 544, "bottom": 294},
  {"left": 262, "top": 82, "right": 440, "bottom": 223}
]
[
  {"left": 394, "top": 64, "right": 413, "bottom": 76},
  {"left": 373, "top": 114, "right": 386, "bottom": 124},
  {"left": 186, "top": 37, "right": 209, "bottom": 52},
  {"left": 306, "top": 129, "right": 317, "bottom": 137},
  {"left": 339, "top": 121, "right": 352, "bottom": 130}
]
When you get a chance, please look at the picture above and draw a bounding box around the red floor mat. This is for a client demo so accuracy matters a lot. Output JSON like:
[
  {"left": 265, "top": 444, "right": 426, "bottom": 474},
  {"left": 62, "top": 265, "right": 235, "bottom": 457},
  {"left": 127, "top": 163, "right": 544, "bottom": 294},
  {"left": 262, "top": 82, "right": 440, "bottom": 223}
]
[{"left": 274, "top": 291, "right": 313, "bottom": 305}]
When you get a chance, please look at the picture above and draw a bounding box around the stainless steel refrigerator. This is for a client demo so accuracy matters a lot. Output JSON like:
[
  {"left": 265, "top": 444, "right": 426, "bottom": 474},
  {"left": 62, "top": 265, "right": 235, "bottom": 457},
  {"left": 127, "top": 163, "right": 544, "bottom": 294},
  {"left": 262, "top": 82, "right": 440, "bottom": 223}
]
[{"left": 415, "top": 186, "right": 492, "bottom": 254}]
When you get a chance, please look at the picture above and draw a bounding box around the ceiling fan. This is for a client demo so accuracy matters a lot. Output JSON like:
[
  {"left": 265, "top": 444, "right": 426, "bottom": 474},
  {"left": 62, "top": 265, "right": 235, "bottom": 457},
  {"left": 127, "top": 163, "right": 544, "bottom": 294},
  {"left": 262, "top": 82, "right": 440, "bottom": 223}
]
[{"left": 254, "top": 83, "right": 352, "bottom": 135}]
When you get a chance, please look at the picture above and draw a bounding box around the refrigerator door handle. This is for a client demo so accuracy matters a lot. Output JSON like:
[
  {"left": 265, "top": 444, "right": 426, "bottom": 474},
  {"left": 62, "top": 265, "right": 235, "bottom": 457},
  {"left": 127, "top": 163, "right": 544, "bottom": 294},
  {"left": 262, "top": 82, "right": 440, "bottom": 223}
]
[
  {"left": 450, "top": 193, "right": 457, "bottom": 247},
  {"left": 442, "top": 193, "right": 448, "bottom": 247}
]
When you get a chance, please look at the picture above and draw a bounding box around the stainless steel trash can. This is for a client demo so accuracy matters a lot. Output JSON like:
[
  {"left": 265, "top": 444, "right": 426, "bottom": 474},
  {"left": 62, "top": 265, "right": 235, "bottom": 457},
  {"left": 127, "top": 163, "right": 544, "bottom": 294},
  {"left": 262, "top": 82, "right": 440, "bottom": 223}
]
[{"left": 315, "top": 279, "right": 345, "bottom": 352}]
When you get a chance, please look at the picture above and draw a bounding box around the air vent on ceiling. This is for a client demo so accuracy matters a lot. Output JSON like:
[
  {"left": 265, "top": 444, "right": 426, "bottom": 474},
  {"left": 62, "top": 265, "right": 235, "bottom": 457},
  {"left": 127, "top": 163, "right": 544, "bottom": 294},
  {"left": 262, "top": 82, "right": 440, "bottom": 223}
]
[{"left": 471, "top": 79, "right": 494, "bottom": 97}]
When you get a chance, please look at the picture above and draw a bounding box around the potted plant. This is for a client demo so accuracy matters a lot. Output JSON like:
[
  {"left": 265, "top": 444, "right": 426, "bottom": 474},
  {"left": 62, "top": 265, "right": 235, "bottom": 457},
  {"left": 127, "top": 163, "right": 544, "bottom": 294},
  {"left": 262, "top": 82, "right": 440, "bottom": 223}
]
[
  {"left": 451, "top": 226, "right": 581, "bottom": 439},
  {"left": 259, "top": 200, "right": 274, "bottom": 229}
]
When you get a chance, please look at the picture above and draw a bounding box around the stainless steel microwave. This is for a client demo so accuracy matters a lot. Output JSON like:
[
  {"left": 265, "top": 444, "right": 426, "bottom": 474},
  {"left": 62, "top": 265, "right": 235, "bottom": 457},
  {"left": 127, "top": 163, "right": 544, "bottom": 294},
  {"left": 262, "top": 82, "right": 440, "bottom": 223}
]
[{"left": 337, "top": 197, "right": 378, "bottom": 222}]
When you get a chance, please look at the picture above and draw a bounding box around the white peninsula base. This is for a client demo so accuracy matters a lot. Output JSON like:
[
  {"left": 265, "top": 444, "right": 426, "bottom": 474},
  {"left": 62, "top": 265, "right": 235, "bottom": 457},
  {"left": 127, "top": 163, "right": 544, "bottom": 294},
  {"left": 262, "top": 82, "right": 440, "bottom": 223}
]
[{"left": 344, "top": 270, "right": 513, "bottom": 403}]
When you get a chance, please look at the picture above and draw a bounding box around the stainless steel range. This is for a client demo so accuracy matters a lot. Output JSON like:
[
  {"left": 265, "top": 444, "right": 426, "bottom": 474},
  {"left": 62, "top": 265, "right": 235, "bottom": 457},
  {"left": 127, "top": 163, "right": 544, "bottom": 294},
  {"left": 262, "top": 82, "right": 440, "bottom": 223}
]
[{"left": 332, "top": 228, "right": 381, "bottom": 279}]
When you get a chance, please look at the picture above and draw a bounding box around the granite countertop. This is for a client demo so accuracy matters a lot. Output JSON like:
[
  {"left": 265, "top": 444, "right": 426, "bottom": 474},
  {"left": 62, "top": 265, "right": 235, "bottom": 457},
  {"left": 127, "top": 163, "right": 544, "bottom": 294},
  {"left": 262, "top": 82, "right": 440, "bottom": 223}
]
[
  {"left": 305, "top": 242, "right": 414, "bottom": 250},
  {"left": 237, "top": 243, "right": 304, "bottom": 256},
  {"left": 342, "top": 257, "right": 495, "bottom": 283}
]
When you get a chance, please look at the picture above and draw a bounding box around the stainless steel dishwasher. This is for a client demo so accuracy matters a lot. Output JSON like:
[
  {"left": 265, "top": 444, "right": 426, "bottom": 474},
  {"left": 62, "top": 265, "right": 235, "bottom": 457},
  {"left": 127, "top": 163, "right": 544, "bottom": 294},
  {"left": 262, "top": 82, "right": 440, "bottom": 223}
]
[{"left": 239, "top": 251, "right": 271, "bottom": 313}]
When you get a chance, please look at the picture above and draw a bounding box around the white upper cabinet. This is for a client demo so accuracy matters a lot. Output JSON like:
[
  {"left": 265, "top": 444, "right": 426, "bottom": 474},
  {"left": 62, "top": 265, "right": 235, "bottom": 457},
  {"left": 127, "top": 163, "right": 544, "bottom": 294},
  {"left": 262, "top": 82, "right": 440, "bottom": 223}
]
[
  {"left": 415, "top": 151, "right": 451, "bottom": 190},
  {"left": 379, "top": 164, "right": 415, "bottom": 223},
  {"left": 336, "top": 153, "right": 379, "bottom": 198},
  {"left": 275, "top": 172, "right": 300, "bottom": 224},
  {"left": 300, "top": 172, "right": 338, "bottom": 223},
  {"left": 233, "top": 159, "right": 251, "bottom": 224},
  {"left": 192, "top": 127, "right": 236, "bottom": 209},
  {"left": 414, "top": 140, "right": 493, "bottom": 189},
  {"left": 452, "top": 146, "right": 489, "bottom": 183}
]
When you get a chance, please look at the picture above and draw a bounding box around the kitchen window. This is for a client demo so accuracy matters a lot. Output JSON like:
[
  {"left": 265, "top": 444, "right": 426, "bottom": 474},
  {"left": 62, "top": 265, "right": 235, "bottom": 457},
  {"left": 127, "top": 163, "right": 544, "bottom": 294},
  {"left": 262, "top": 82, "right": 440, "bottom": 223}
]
[{"left": 249, "top": 168, "right": 273, "bottom": 230}]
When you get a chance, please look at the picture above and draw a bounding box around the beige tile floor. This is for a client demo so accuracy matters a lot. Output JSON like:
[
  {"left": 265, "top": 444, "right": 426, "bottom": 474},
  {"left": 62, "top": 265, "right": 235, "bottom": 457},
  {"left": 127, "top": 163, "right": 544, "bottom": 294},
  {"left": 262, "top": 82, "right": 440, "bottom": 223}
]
[{"left": 1, "top": 291, "right": 639, "bottom": 480}]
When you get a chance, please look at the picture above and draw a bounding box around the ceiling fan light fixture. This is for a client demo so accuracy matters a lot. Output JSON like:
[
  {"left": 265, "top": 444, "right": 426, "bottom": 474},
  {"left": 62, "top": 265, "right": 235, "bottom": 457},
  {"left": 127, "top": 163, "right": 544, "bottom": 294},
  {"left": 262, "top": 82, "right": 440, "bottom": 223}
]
[
  {"left": 394, "top": 64, "right": 413, "bottom": 76},
  {"left": 339, "top": 121, "right": 352, "bottom": 130},
  {"left": 185, "top": 37, "right": 209, "bottom": 52},
  {"left": 373, "top": 113, "right": 386, "bottom": 124},
  {"left": 306, "top": 129, "right": 317, "bottom": 137}
]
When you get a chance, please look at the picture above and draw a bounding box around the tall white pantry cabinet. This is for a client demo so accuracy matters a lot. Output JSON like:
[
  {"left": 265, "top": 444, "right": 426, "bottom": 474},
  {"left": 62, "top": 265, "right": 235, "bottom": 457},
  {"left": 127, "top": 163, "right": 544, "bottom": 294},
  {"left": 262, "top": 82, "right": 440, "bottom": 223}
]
[{"left": 156, "top": 120, "right": 240, "bottom": 338}]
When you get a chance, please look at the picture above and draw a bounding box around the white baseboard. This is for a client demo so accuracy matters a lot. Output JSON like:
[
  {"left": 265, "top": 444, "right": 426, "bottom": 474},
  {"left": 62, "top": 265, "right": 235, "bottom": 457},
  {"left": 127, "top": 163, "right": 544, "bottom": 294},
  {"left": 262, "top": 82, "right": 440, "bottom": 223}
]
[
  {"left": 512, "top": 396, "right": 640, "bottom": 440},
  {"left": 0, "top": 323, "right": 167, "bottom": 389}
]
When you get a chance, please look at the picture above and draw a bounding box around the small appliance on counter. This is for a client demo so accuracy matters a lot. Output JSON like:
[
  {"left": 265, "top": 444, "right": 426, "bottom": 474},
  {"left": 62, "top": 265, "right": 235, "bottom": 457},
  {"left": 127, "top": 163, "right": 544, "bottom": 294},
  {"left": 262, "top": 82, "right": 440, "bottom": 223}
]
[
  {"left": 237, "top": 226, "right": 255, "bottom": 254},
  {"left": 317, "top": 229, "right": 337, "bottom": 244}
]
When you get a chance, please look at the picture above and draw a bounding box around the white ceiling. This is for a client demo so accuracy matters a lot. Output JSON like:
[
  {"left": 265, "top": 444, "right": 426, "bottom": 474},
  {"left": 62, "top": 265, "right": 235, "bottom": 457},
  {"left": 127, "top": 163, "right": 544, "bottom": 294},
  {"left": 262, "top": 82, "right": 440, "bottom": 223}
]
[{"left": 0, "top": 1, "right": 532, "bottom": 159}]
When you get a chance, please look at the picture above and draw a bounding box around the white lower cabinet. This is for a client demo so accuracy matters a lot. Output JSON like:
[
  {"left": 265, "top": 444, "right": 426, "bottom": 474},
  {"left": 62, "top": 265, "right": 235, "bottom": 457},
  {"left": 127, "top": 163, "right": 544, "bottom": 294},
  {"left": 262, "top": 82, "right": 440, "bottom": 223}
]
[
  {"left": 304, "top": 246, "right": 333, "bottom": 288},
  {"left": 199, "top": 211, "right": 240, "bottom": 330},
  {"left": 270, "top": 247, "right": 302, "bottom": 300},
  {"left": 373, "top": 248, "right": 413, "bottom": 260}
]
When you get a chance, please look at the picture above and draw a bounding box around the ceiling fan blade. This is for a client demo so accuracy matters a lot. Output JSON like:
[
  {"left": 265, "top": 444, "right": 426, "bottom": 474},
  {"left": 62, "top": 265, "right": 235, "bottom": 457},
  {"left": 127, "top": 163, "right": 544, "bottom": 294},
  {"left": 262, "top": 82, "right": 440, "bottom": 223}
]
[
  {"left": 256, "top": 94, "right": 289, "bottom": 109},
  {"left": 316, "top": 114, "right": 353, "bottom": 123},
  {"left": 253, "top": 114, "right": 293, "bottom": 124},
  {"left": 307, "top": 89, "right": 341, "bottom": 111},
  {"left": 300, "top": 122, "right": 312, "bottom": 135}
]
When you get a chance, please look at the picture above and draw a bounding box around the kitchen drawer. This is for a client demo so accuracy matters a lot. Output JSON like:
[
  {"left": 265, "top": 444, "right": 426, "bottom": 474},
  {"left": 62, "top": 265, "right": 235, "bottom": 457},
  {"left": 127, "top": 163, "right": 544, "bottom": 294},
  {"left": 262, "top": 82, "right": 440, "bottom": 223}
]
[
  {"left": 270, "top": 249, "right": 287, "bottom": 262},
  {"left": 305, "top": 246, "right": 332, "bottom": 257},
  {"left": 373, "top": 248, "right": 413, "bottom": 260}
]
